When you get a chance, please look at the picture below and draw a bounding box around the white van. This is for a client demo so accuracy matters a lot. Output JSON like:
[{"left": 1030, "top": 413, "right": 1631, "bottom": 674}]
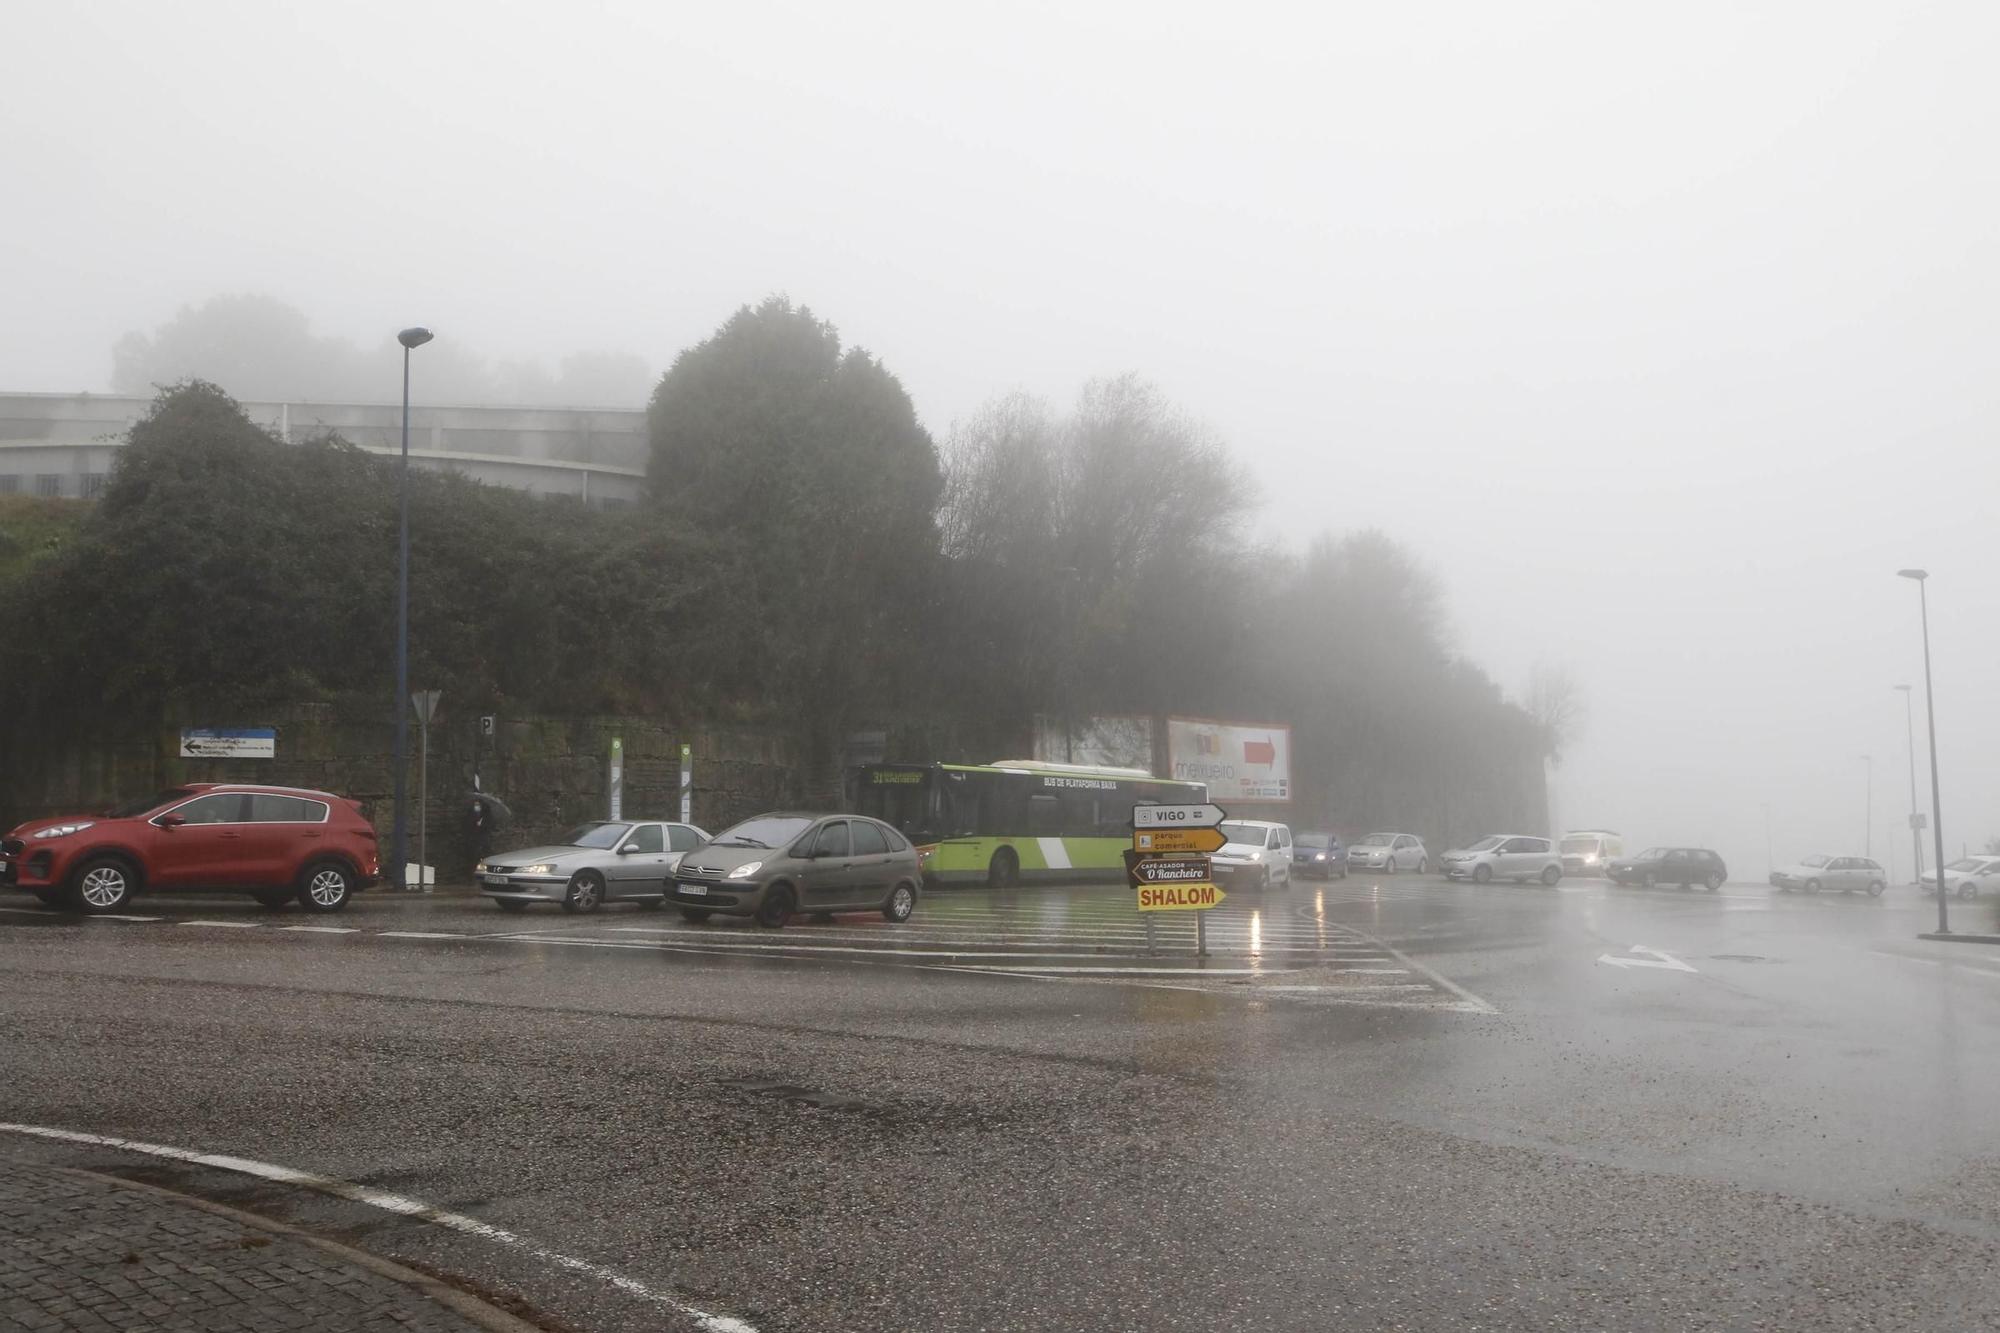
[
  {"left": 1559, "top": 829, "right": 1623, "bottom": 877},
  {"left": 1211, "top": 819, "right": 1293, "bottom": 890}
]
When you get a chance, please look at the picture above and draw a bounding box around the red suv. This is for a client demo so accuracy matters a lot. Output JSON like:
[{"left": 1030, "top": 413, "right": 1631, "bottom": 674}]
[{"left": 1, "top": 784, "right": 380, "bottom": 915}]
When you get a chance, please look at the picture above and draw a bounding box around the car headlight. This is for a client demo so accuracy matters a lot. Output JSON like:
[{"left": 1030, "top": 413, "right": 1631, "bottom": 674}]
[
  {"left": 727, "top": 861, "right": 763, "bottom": 879},
  {"left": 1314, "top": 853, "right": 1326, "bottom": 861},
  {"left": 474, "top": 862, "right": 487, "bottom": 873},
  {"left": 519, "top": 863, "right": 554, "bottom": 875},
  {"left": 31, "top": 822, "right": 94, "bottom": 839}
]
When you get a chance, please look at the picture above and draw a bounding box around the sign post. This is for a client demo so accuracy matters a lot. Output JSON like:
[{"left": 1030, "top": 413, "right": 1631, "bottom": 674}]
[
  {"left": 608, "top": 737, "right": 624, "bottom": 820},
  {"left": 1129, "top": 803, "right": 1228, "bottom": 957},
  {"left": 410, "top": 691, "right": 442, "bottom": 891},
  {"left": 679, "top": 742, "right": 693, "bottom": 823}
]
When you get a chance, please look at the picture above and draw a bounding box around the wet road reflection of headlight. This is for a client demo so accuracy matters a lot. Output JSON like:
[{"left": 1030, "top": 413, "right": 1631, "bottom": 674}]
[{"left": 1249, "top": 912, "right": 1262, "bottom": 955}]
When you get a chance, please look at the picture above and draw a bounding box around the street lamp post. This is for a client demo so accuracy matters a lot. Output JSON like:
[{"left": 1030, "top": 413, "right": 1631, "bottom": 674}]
[
  {"left": 1893, "top": 684, "right": 1923, "bottom": 888},
  {"left": 1896, "top": 570, "right": 1949, "bottom": 934},
  {"left": 1858, "top": 754, "right": 1872, "bottom": 860},
  {"left": 392, "top": 326, "right": 434, "bottom": 892}
]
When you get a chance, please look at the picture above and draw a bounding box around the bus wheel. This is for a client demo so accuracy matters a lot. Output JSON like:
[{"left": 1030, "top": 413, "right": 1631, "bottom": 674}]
[{"left": 987, "top": 848, "right": 1019, "bottom": 889}]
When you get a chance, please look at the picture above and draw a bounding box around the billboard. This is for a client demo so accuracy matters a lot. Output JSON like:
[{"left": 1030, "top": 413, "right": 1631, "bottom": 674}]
[
  {"left": 179, "top": 727, "right": 276, "bottom": 759},
  {"left": 1166, "top": 718, "right": 1291, "bottom": 804}
]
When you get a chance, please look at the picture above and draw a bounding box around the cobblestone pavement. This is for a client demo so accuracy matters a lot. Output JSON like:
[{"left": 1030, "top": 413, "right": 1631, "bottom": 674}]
[{"left": 0, "top": 1157, "right": 499, "bottom": 1331}]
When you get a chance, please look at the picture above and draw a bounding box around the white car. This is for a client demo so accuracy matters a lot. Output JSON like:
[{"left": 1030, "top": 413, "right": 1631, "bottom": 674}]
[
  {"left": 479, "top": 819, "right": 711, "bottom": 913},
  {"left": 1919, "top": 855, "right": 2000, "bottom": 900},
  {"left": 1769, "top": 854, "right": 1886, "bottom": 896},
  {"left": 1345, "top": 832, "right": 1428, "bottom": 875},
  {"left": 1210, "top": 820, "right": 1293, "bottom": 891},
  {"left": 1442, "top": 835, "right": 1564, "bottom": 886}
]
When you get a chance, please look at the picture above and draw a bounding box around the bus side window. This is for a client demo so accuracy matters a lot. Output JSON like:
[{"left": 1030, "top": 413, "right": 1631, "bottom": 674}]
[{"left": 1029, "top": 795, "right": 1061, "bottom": 837}]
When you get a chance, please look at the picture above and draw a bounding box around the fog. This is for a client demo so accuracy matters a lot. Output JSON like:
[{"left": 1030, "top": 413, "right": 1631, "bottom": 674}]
[{"left": 6, "top": 1, "right": 1996, "bottom": 879}]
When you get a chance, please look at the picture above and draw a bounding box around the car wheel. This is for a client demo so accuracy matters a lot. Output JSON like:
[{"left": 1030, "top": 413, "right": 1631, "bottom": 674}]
[
  {"left": 561, "top": 870, "right": 605, "bottom": 914},
  {"left": 756, "top": 884, "right": 796, "bottom": 929},
  {"left": 252, "top": 886, "right": 297, "bottom": 910},
  {"left": 494, "top": 897, "right": 529, "bottom": 913},
  {"left": 1472, "top": 863, "right": 1492, "bottom": 885},
  {"left": 1540, "top": 865, "right": 1561, "bottom": 887},
  {"left": 679, "top": 908, "right": 711, "bottom": 924},
  {"left": 1869, "top": 880, "right": 1886, "bottom": 897},
  {"left": 66, "top": 857, "right": 136, "bottom": 914},
  {"left": 1804, "top": 878, "right": 1821, "bottom": 894},
  {"left": 1640, "top": 870, "right": 1656, "bottom": 889},
  {"left": 987, "top": 848, "right": 1019, "bottom": 889},
  {"left": 1955, "top": 882, "right": 1974, "bottom": 900},
  {"left": 298, "top": 861, "right": 354, "bottom": 913},
  {"left": 1256, "top": 867, "right": 1270, "bottom": 891},
  {"left": 1338, "top": 864, "right": 1349, "bottom": 879},
  {"left": 1417, "top": 858, "right": 1429, "bottom": 874},
  {"left": 1704, "top": 871, "right": 1724, "bottom": 891},
  {"left": 1384, "top": 857, "right": 1397, "bottom": 876},
  {"left": 883, "top": 881, "right": 917, "bottom": 923}
]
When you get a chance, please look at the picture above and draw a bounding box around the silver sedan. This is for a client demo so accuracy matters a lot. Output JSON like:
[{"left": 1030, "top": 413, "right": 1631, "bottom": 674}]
[
  {"left": 479, "top": 820, "right": 710, "bottom": 913},
  {"left": 1344, "top": 832, "right": 1429, "bottom": 874}
]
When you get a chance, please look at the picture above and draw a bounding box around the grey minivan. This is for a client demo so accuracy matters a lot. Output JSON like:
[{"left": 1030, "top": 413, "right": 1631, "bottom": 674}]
[{"left": 671, "top": 812, "right": 922, "bottom": 928}]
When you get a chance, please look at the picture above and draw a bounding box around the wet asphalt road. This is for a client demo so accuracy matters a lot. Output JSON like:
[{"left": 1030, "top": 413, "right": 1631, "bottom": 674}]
[{"left": 4, "top": 875, "right": 2000, "bottom": 1331}]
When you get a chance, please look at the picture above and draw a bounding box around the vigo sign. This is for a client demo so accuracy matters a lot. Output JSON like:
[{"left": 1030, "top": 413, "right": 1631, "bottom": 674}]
[{"left": 1133, "top": 803, "right": 1227, "bottom": 829}]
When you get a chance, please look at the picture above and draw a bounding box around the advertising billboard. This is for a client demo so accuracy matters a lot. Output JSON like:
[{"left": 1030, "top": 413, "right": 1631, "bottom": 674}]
[{"left": 1165, "top": 718, "right": 1291, "bottom": 803}]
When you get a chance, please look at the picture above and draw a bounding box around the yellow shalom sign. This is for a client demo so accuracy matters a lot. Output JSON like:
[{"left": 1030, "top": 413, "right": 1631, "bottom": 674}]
[{"left": 1136, "top": 883, "right": 1226, "bottom": 911}]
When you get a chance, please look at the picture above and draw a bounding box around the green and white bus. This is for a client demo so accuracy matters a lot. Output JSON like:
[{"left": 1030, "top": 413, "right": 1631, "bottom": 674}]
[{"left": 854, "top": 759, "right": 1208, "bottom": 887}]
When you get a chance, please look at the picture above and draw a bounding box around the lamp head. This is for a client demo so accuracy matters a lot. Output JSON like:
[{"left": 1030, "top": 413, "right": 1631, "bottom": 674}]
[
  {"left": 1896, "top": 568, "right": 1928, "bottom": 582},
  {"left": 397, "top": 327, "right": 435, "bottom": 350}
]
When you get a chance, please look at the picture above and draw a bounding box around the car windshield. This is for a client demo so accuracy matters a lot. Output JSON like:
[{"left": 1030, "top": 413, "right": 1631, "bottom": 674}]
[
  {"left": 1295, "top": 834, "right": 1330, "bottom": 848},
  {"left": 1798, "top": 854, "right": 1830, "bottom": 868},
  {"left": 713, "top": 815, "right": 814, "bottom": 849},
  {"left": 1946, "top": 858, "right": 1984, "bottom": 871},
  {"left": 1219, "top": 822, "right": 1265, "bottom": 847},
  {"left": 561, "top": 822, "right": 631, "bottom": 849},
  {"left": 1466, "top": 836, "right": 1505, "bottom": 852},
  {"left": 1355, "top": 833, "right": 1393, "bottom": 846},
  {"left": 1635, "top": 847, "right": 1666, "bottom": 860},
  {"left": 105, "top": 788, "right": 197, "bottom": 818}
]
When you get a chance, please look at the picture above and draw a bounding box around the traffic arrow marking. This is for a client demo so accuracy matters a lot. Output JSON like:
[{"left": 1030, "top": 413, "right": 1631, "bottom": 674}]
[{"left": 1598, "top": 945, "right": 1697, "bottom": 973}]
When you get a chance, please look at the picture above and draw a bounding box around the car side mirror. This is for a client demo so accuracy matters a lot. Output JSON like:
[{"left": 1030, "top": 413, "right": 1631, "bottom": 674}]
[
  {"left": 156, "top": 814, "right": 185, "bottom": 829},
  {"left": 616, "top": 844, "right": 637, "bottom": 855}
]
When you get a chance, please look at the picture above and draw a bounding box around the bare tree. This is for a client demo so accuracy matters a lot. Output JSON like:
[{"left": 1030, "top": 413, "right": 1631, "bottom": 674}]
[{"left": 1525, "top": 663, "right": 1586, "bottom": 766}]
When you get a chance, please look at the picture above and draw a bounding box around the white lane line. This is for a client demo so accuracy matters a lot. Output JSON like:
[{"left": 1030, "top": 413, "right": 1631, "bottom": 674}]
[
  {"left": 1342, "top": 927, "right": 1500, "bottom": 1015},
  {"left": 942, "top": 964, "right": 1274, "bottom": 975},
  {"left": 279, "top": 926, "right": 359, "bottom": 934},
  {"left": 178, "top": 920, "right": 260, "bottom": 929},
  {"left": 375, "top": 931, "right": 469, "bottom": 940},
  {"left": 0, "top": 1123, "right": 758, "bottom": 1333},
  {"left": 0, "top": 907, "right": 161, "bottom": 921},
  {"left": 496, "top": 936, "right": 1262, "bottom": 962}
]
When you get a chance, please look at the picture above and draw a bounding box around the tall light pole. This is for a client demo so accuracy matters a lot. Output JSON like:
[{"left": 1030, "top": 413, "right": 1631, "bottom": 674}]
[
  {"left": 1897, "top": 570, "right": 1949, "bottom": 934},
  {"left": 1894, "top": 684, "right": 1923, "bottom": 887},
  {"left": 392, "top": 326, "right": 434, "bottom": 892},
  {"left": 1858, "top": 754, "right": 1872, "bottom": 859}
]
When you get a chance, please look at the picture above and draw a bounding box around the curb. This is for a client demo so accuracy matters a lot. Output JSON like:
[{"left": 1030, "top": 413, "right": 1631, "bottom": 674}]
[
  {"left": 48, "top": 1164, "right": 553, "bottom": 1333},
  {"left": 1918, "top": 932, "right": 2000, "bottom": 946}
]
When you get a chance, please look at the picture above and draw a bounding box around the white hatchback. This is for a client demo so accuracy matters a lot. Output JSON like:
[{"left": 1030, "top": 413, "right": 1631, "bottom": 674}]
[{"left": 1442, "top": 835, "right": 1564, "bottom": 886}]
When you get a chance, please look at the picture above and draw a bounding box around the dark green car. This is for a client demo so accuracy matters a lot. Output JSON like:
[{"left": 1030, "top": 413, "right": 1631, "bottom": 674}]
[{"left": 670, "top": 812, "right": 921, "bottom": 928}]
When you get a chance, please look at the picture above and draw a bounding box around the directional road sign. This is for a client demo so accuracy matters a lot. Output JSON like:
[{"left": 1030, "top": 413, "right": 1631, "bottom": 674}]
[
  {"left": 1130, "top": 855, "right": 1211, "bottom": 886},
  {"left": 1133, "top": 803, "right": 1228, "bottom": 829},
  {"left": 1137, "top": 882, "right": 1226, "bottom": 911},
  {"left": 1134, "top": 826, "right": 1227, "bottom": 855}
]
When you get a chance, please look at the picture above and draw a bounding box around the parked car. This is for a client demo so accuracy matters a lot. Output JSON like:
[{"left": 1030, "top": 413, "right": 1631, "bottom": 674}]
[
  {"left": 1770, "top": 854, "right": 1886, "bottom": 895},
  {"left": 1441, "top": 835, "right": 1564, "bottom": 886},
  {"left": 1559, "top": 829, "right": 1624, "bottom": 877},
  {"left": 478, "top": 819, "right": 710, "bottom": 913},
  {"left": 0, "top": 783, "right": 380, "bottom": 915},
  {"left": 671, "top": 812, "right": 921, "bottom": 927},
  {"left": 1293, "top": 832, "right": 1347, "bottom": 880},
  {"left": 1345, "top": 832, "right": 1428, "bottom": 875},
  {"left": 1212, "top": 820, "right": 1294, "bottom": 890},
  {"left": 1607, "top": 847, "right": 1728, "bottom": 891},
  {"left": 1918, "top": 855, "right": 2000, "bottom": 900}
]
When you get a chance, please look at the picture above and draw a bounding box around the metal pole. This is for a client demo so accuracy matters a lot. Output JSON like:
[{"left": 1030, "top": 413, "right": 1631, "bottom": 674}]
[
  {"left": 1195, "top": 911, "right": 1208, "bottom": 958},
  {"left": 1897, "top": 685, "right": 1922, "bottom": 885},
  {"left": 391, "top": 345, "right": 411, "bottom": 891},
  {"left": 417, "top": 715, "right": 429, "bottom": 891},
  {"left": 1862, "top": 755, "right": 1871, "bottom": 859},
  {"left": 1916, "top": 580, "right": 1949, "bottom": 934}
]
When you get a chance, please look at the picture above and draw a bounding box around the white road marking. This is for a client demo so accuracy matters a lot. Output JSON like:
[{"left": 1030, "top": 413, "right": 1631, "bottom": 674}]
[
  {"left": 1346, "top": 928, "right": 1501, "bottom": 1015},
  {"left": 178, "top": 920, "right": 260, "bottom": 929},
  {"left": 279, "top": 925, "right": 359, "bottom": 934},
  {"left": 0, "top": 907, "right": 161, "bottom": 921},
  {"left": 0, "top": 1123, "right": 758, "bottom": 1333},
  {"left": 375, "top": 931, "right": 469, "bottom": 940},
  {"left": 1598, "top": 945, "right": 1698, "bottom": 973}
]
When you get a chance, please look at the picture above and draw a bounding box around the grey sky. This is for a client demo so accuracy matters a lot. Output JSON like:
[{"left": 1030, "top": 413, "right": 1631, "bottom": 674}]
[{"left": 7, "top": 1, "right": 1996, "bottom": 875}]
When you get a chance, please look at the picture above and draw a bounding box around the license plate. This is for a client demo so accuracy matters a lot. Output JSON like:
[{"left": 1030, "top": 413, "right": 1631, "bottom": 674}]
[
  {"left": 481, "top": 874, "right": 510, "bottom": 886},
  {"left": 680, "top": 884, "right": 708, "bottom": 897}
]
